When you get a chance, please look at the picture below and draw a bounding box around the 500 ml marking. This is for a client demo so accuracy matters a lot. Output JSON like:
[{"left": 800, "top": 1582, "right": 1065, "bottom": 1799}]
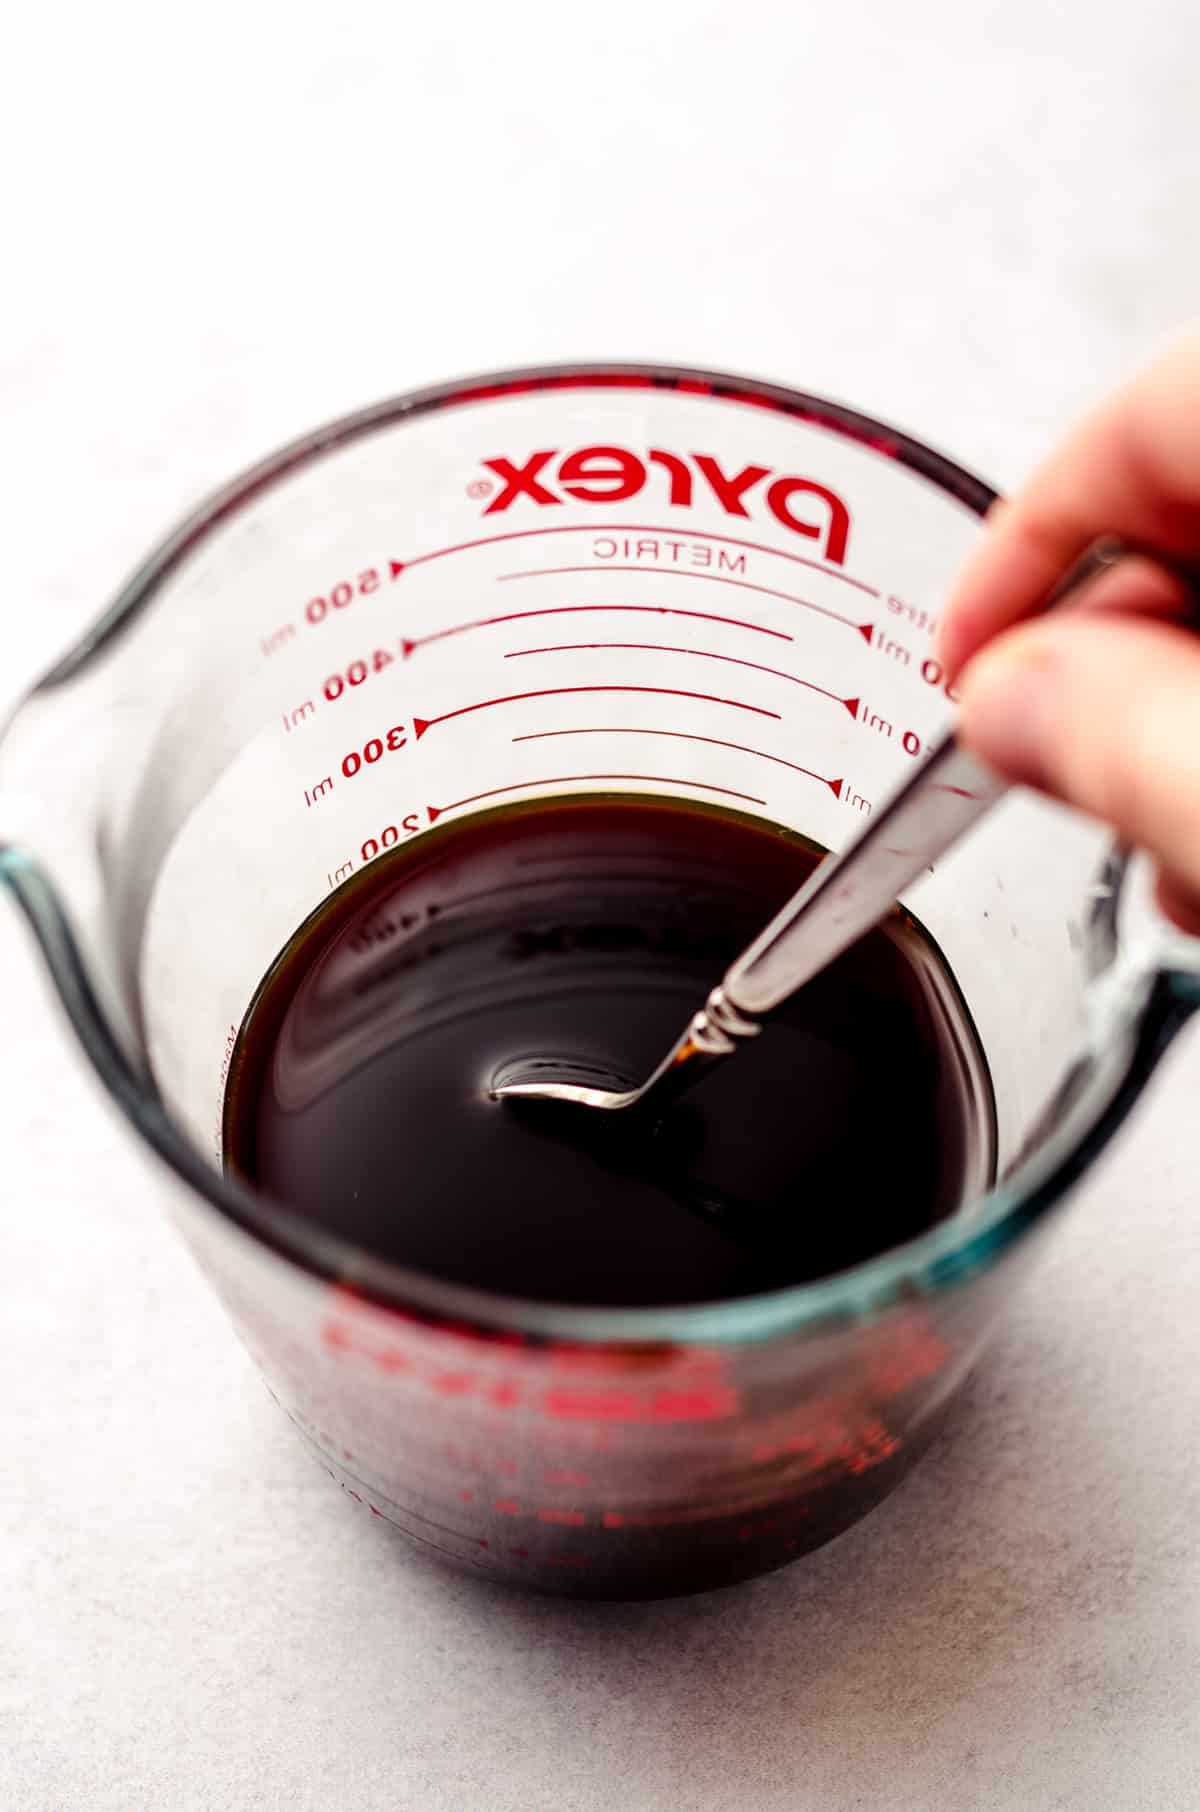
[
  {"left": 260, "top": 564, "right": 388, "bottom": 658},
  {"left": 306, "top": 568, "right": 383, "bottom": 624}
]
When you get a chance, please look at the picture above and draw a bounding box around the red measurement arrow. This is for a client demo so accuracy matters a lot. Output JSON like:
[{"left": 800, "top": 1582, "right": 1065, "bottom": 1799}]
[
  {"left": 411, "top": 685, "right": 779, "bottom": 742},
  {"left": 425, "top": 772, "right": 768, "bottom": 824},
  {"left": 511, "top": 725, "right": 843, "bottom": 798},
  {"left": 399, "top": 602, "right": 792, "bottom": 659},
  {"left": 504, "top": 642, "right": 860, "bottom": 717}
]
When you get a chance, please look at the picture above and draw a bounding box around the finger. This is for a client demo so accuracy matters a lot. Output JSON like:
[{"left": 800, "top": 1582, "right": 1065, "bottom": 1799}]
[
  {"left": 937, "top": 327, "right": 1200, "bottom": 679},
  {"left": 1054, "top": 552, "right": 1192, "bottom": 625},
  {"left": 1154, "top": 867, "right": 1200, "bottom": 937},
  {"left": 956, "top": 611, "right": 1200, "bottom": 908}
]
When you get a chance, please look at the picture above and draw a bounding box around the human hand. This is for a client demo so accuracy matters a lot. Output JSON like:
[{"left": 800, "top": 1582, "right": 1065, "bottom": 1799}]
[{"left": 937, "top": 329, "right": 1200, "bottom": 929}]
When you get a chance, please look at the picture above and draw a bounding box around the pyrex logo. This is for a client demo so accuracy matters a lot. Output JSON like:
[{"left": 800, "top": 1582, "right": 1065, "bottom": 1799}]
[{"left": 476, "top": 446, "right": 851, "bottom": 566}]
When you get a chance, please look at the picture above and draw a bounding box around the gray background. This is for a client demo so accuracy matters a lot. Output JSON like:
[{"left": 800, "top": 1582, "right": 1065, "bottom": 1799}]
[{"left": 3, "top": 3, "right": 1200, "bottom": 1805}]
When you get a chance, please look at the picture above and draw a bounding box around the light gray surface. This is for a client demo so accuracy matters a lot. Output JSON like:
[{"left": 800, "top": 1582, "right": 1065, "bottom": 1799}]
[{"left": 3, "top": 4, "right": 1200, "bottom": 1806}]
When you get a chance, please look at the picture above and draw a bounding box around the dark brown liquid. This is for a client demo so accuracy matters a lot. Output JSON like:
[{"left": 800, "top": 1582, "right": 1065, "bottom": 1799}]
[{"left": 224, "top": 798, "right": 993, "bottom": 1307}]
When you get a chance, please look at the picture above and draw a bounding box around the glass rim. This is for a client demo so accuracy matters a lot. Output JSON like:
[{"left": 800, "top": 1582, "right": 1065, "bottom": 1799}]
[{"left": 0, "top": 361, "right": 1166, "bottom": 1346}]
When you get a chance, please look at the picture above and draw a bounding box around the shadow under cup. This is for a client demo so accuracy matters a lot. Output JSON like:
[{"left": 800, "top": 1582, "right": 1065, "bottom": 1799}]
[{"left": 0, "top": 365, "right": 1194, "bottom": 1597}]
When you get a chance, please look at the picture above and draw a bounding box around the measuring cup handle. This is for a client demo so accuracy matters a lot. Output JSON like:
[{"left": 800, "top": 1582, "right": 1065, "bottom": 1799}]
[
  {"left": 1097, "top": 965, "right": 1200, "bottom": 1108},
  {"left": 1007, "top": 962, "right": 1199, "bottom": 1211}
]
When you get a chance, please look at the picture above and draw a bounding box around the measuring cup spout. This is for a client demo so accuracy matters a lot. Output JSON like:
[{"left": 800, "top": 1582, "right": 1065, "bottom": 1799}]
[{"left": 0, "top": 656, "right": 149, "bottom": 1083}]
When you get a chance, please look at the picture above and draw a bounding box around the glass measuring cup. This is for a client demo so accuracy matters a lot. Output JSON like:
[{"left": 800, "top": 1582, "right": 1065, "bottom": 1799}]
[{"left": 2, "top": 364, "right": 1197, "bottom": 1600}]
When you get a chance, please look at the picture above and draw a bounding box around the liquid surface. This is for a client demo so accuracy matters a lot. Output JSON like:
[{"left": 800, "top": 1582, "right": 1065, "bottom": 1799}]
[{"left": 225, "top": 798, "right": 993, "bottom": 1307}]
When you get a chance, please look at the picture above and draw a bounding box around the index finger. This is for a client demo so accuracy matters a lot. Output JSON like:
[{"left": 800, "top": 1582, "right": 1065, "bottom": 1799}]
[{"left": 936, "top": 328, "right": 1200, "bottom": 679}]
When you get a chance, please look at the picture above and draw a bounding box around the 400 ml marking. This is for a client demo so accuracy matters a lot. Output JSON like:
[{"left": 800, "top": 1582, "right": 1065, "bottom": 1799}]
[{"left": 285, "top": 646, "right": 401, "bottom": 735}]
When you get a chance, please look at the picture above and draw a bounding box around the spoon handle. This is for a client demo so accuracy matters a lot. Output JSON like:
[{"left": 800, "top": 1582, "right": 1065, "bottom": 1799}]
[
  {"left": 722, "top": 736, "right": 1004, "bottom": 1018},
  {"left": 713, "top": 539, "right": 1126, "bottom": 1029},
  {"left": 493, "top": 541, "right": 1124, "bottom": 1112},
  {"left": 605, "top": 733, "right": 1004, "bottom": 1115}
]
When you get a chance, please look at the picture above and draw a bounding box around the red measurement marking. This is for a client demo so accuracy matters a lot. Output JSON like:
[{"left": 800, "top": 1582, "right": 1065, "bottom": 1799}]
[
  {"left": 542, "top": 1386, "right": 739, "bottom": 1423},
  {"left": 401, "top": 603, "right": 793, "bottom": 659},
  {"left": 536, "top": 1508, "right": 587, "bottom": 1526},
  {"left": 501, "top": 564, "right": 875, "bottom": 639},
  {"left": 411, "top": 685, "right": 779, "bottom": 741},
  {"left": 545, "top": 1343, "right": 726, "bottom": 1377},
  {"left": 458, "top": 1489, "right": 475, "bottom": 1503},
  {"left": 597, "top": 1508, "right": 685, "bottom": 1530},
  {"left": 431, "top": 1371, "right": 474, "bottom": 1395},
  {"left": 868, "top": 1326, "right": 951, "bottom": 1395},
  {"left": 506, "top": 643, "right": 860, "bottom": 716},
  {"left": 930, "top": 783, "right": 980, "bottom": 799},
  {"left": 493, "top": 1499, "right": 522, "bottom": 1516},
  {"left": 323, "top": 1319, "right": 411, "bottom": 1370},
  {"left": 427, "top": 774, "right": 767, "bottom": 824},
  {"left": 512, "top": 727, "right": 843, "bottom": 798},
  {"left": 510, "top": 1547, "right": 530, "bottom": 1560},
  {"left": 390, "top": 522, "right": 880, "bottom": 594}
]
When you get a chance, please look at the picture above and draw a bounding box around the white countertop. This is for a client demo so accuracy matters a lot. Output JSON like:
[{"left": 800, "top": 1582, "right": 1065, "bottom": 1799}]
[{"left": 3, "top": 4, "right": 1200, "bottom": 1806}]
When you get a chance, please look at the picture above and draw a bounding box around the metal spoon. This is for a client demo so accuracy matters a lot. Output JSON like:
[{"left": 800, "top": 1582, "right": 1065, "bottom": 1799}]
[{"left": 491, "top": 542, "right": 1122, "bottom": 1117}]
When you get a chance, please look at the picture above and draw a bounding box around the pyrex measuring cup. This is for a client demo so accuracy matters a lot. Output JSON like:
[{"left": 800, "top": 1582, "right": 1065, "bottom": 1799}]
[{"left": 2, "top": 365, "right": 1197, "bottom": 1600}]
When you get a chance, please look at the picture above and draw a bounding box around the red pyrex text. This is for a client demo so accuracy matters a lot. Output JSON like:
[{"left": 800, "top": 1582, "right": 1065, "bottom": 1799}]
[{"left": 478, "top": 446, "right": 851, "bottom": 566}]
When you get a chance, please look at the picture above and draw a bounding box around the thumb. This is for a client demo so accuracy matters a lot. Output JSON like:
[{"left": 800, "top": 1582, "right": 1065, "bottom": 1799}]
[{"left": 957, "top": 612, "right": 1200, "bottom": 925}]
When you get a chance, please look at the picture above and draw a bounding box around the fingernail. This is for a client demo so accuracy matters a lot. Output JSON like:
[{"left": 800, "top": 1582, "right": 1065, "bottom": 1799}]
[{"left": 957, "top": 639, "right": 1059, "bottom": 791}]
